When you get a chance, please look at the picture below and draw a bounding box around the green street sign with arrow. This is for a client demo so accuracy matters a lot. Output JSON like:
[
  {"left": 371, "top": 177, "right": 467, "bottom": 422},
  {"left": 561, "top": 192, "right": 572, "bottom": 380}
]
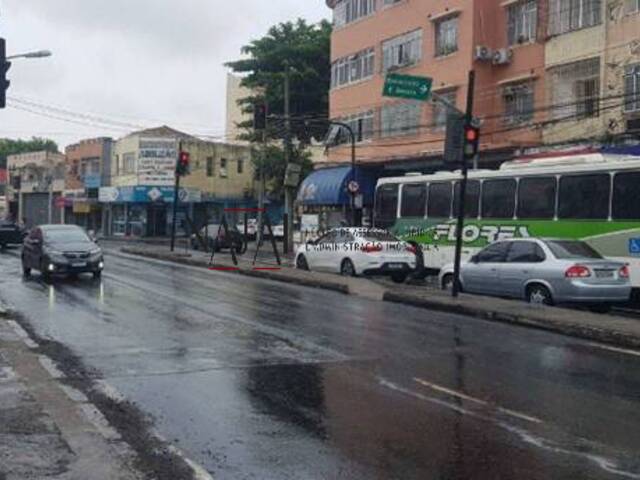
[{"left": 383, "top": 73, "right": 433, "bottom": 102}]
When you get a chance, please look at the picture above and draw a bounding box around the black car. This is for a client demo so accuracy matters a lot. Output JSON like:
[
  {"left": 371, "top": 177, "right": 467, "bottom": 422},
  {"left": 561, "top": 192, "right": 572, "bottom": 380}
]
[
  {"left": 22, "top": 225, "right": 104, "bottom": 280},
  {"left": 0, "top": 220, "right": 26, "bottom": 249}
]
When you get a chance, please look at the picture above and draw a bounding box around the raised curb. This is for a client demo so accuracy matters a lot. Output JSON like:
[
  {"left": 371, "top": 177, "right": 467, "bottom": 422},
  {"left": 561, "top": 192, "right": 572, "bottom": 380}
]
[
  {"left": 119, "top": 247, "right": 349, "bottom": 295},
  {"left": 383, "top": 291, "right": 640, "bottom": 350}
]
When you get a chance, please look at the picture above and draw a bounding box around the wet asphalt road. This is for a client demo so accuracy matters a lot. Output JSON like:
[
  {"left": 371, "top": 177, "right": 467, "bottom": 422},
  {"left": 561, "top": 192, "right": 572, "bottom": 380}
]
[{"left": 1, "top": 247, "right": 640, "bottom": 480}]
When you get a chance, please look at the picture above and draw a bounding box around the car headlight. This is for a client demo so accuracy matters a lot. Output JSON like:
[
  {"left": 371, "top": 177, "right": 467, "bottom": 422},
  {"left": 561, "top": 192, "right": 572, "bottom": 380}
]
[{"left": 89, "top": 248, "right": 102, "bottom": 256}]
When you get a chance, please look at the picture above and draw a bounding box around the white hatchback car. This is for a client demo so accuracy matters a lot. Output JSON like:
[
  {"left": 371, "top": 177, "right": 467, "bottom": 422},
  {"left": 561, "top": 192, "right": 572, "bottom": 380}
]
[{"left": 295, "top": 227, "right": 417, "bottom": 283}]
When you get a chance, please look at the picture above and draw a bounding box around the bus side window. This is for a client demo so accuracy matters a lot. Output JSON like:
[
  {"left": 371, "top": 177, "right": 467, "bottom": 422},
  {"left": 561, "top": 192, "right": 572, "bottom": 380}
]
[
  {"left": 482, "top": 179, "right": 516, "bottom": 219},
  {"left": 428, "top": 182, "right": 452, "bottom": 219},
  {"left": 558, "top": 174, "right": 610, "bottom": 220},
  {"left": 518, "top": 177, "right": 556, "bottom": 219},
  {"left": 453, "top": 180, "right": 480, "bottom": 218},
  {"left": 613, "top": 172, "right": 640, "bottom": 220},
  {"left": 400, "top": 183, "right": 427, "bottom": 218},
  {"left": 374, "top": 184, "right": 399, "bottom": 229}
]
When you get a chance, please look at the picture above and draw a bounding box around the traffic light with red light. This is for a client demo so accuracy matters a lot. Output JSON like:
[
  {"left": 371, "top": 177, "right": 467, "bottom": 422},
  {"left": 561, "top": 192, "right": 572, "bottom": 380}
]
[
  {"left": 253, "top": 103, "right": 267, "bottom": 130},
  {"left": 0, "top": 38, "right": 12, "bottom": 109},
  {"left": 176, "top": 151, "right": 190, "bottom": 177},
  {"left": 463, "top": 124, "right": 480, "bottom": 160}
]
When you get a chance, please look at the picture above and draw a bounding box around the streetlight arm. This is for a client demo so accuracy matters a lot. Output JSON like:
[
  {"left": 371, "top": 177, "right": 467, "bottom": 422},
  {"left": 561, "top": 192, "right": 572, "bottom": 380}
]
[{"left": 7, "top": 50, "right": 52, "bottom": 60}]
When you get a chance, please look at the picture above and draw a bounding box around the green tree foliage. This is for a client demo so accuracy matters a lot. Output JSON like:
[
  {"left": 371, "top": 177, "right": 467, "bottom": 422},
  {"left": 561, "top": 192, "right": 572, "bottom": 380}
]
[
  {"left": 226, "top": 19, "right": 331, "bottom": 199},
  {"left": 0, "top": 137, "right": 59, "bottom": 169}
]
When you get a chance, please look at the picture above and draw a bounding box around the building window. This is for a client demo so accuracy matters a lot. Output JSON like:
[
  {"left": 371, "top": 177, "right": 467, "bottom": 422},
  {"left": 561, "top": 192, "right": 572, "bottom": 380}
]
[
  {"left": 382, "top": 0, "right": 403, "bottom": 6},
  {"left": 508, "top": 1, "right": 538, "bottom": 45},
  {"left": 333, "top": 0, "right": 376, "bottom": 28},
  {"left": 548, "top": 0, "right": 601, "bottom": 36},
  {"left": 435, "top": 16, "right": 458, "bottom": 56},
  {"left": 206, "top": 157, "right": 214, "bottom": 177},
  {"left": 381, "top": 102, "right": 422, "bottom": 137},
  {"left": 625, "top": 0, "right": 640, "bottom": 14},
  {"left": 431, "top": 90, "right": 457, "bottom": 129},
  {"left": 624, "top": 63, "right": 640, "bottom": 113},
  {"left": 123, "top": 152, "right": 136, "bottom": 174},
  {"left": 331, "top": 47, "right": 375, "bottom": 89},
  {"left": 237, "top": 159, "right": 244, "bottom": 174},
  {"left": 220, "top": 158, "right": 228, "bottom": 178},
  {"left": 503, "top": 82, "right": 534, "bottom": 125},
  {"left": 337, "top": 110, "right": 375, "bottom": 143},
  {"left": 548, "top": 57, "right": 600, "bottom": 120},
  {"left": 382, "top": 29, "right": 423, "bottom": 72}
]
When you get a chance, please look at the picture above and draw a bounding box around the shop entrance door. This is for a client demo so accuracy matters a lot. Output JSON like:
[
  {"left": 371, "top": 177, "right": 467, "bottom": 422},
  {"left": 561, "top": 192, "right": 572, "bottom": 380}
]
[{"left": 147, "top": 204, "right": 167, "bottom": 237}]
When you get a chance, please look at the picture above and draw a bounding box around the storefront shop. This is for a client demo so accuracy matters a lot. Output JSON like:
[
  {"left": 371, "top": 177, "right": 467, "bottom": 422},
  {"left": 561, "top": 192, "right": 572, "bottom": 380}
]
[{"left": 99, "top": 186, "right": 202, "bottom": 237}]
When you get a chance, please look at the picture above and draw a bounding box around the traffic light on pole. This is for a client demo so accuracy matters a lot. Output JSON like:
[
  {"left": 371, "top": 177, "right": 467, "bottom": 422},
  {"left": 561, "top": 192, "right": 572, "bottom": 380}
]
[
  {"left": 463, "top": 124, "right": 480, "bottom": 161},
  {"left": 253, "top": 103, "right": 267, "bottom": 130},
  {"left": 176, "top": 151, "right": 190, "bottom": 177},
  {"left": 0, "top": 38, "right": 12, "bottom": 109}
]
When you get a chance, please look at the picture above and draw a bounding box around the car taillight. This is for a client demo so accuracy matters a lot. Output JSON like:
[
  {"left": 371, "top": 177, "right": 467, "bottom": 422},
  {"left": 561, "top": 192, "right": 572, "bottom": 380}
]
[
  {"left": 619, "top": 265, "right": 630, "bottom": 278},
  {"left": 406, "top": 245, "right": 417, "bottom": 254},
  {"left": 362, "top": 244, "right": 383, "bottom": 253},
  {"left": 565, "top": 265, "right": 591, "bottom": 278}
]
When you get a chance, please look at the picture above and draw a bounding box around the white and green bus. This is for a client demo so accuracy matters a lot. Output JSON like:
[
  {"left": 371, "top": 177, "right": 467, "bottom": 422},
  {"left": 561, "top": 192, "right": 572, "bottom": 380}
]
[{"left": 374, "top": 152, "right": 640, "bottom": 291}]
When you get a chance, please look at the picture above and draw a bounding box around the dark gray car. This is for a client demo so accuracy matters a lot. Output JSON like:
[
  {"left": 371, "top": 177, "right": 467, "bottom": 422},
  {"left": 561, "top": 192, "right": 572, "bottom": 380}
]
[
  {"left": 440, "top": 238, "right": 631, "bottom": 311},
  {"left": 22, "top": 225, "right": 104, "bottom": 280}
]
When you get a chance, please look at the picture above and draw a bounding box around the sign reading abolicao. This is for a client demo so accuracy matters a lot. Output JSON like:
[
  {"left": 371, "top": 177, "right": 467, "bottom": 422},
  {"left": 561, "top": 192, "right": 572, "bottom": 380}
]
[{"left": 382, "top": 73, "right": 433, "bottom": 101}]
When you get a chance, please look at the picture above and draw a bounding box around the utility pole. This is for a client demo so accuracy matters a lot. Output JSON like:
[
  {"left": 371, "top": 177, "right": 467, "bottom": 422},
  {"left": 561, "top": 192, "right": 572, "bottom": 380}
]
[
  {"left": 452, "top": 70, "right": 476, "bottom": 298},
  {"left": 47, "top": 174, "right": 53, "bottom": 224},
  {"left": 283, "top": 63, "right": 294, "bottom": 254}
]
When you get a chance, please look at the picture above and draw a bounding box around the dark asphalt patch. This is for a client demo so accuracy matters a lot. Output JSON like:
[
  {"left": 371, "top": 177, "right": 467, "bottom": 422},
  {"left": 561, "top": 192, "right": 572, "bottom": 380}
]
[{"left": 8, "top": 310, "right": 201, "bottom": 480}]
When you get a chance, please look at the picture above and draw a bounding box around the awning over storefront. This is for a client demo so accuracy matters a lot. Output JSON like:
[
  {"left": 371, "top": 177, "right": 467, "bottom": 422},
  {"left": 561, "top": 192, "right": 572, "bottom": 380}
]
[
  {"left": 297, "top": 166, "right": 352, "bottom": 206},
  {"left": 297, "top": 166, "right": 376, "bottom": 207}
]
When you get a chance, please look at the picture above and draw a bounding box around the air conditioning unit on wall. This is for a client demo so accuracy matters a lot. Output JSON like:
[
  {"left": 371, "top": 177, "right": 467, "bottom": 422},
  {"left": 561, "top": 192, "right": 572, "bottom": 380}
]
[
  {"left": 493, "top": 48, "right": 513, "bottom": 65},
  {"left": 474, "top": 45, "right": 493, "bottom": 62}
]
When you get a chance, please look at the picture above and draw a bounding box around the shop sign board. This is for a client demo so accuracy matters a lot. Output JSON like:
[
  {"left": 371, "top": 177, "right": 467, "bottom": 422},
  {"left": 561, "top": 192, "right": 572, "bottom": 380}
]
[{"left": 137, "top": 137, "right": 178, "bottom": 186}]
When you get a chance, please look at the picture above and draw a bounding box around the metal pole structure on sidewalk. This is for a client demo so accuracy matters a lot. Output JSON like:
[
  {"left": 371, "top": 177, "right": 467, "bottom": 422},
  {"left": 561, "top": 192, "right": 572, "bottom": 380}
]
[
  {"left": 452, "top": 70, "right": 475, "bottom": 298},
  {"left": 170, "top": 140, "right": 182, "bottom": 252},
  {"left": 283, "top": 63, "right": 293, "bottom": 254}
]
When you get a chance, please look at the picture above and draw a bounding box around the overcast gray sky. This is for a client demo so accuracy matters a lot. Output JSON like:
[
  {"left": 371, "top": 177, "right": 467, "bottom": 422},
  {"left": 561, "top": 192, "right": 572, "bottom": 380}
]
[{"left": 0, "top": 1, "right": 328, "bottom": 149}]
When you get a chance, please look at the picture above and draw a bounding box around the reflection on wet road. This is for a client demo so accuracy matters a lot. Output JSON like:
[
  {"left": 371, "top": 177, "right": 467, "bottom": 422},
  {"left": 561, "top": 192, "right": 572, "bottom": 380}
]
[{"left": 1, "top": 248, "right": 640, "bottom": 479}]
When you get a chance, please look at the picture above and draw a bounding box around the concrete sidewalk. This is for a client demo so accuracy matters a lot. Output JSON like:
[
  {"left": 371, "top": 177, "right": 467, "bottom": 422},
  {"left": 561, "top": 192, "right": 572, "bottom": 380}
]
[
  {"left": 0, "top": 307, "right": 143, "bottom": 480},
  {"left": 118, "top": 245, "right": 640, "bottom": 350}
]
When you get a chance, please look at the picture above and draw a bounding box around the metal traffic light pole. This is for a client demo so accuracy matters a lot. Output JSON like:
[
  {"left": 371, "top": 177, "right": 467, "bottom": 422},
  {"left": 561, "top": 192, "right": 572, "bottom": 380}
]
[
  {"left": 170, "top": 140, "right": 183, "bottom": 252},
  {"left": 452, "top": 70, "right": 476, "bottom": 298}
]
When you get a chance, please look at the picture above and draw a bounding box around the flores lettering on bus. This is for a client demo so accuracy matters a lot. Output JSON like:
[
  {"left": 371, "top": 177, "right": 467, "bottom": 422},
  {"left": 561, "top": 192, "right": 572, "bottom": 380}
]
[{"left": 430, "top": 224, "right": 531, "bottom": 244}]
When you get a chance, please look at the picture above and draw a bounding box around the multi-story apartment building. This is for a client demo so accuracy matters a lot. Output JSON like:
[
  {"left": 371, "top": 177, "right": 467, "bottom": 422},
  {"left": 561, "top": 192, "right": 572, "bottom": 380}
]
[
  {"left": 310, "top": 0, "right": 640, "bottom": 226},
  {"left": 603, "top": 0, "right": 640, "bottom": 138},
  {"left": 64, "top": 137, "right": 114, "bottom": 232},
  {"left": 6, "top": 151, "right": 66, "bottom": 228},
  {"left": 325, "top": 0, "right": 547, "bottom": 174}
]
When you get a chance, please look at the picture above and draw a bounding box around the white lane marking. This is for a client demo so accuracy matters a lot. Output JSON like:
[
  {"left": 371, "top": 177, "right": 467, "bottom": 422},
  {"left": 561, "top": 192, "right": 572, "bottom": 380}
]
[
  {"left": 6, "top": 320, "right": 39, "bottom": 349},
  {"left": 167, "top": 445, "right": 215, "bottom": 480},
  {"left": 587, "top": 343, "right": 640, "bottom": 358},
  {"left": 38, "top": 355, "right": 65, "bottom": 379},
  {"left": 78, "top": 403, "right": 121, "bottom": 441},
  {"left": 59, "top": 384, "right": 89, "bottom": 403},
  {"left": 414, "top": 377, "right": 543, "bottom": 424},
  {"left": 381, "top": 377, "right": 640, "bottom": 480}
]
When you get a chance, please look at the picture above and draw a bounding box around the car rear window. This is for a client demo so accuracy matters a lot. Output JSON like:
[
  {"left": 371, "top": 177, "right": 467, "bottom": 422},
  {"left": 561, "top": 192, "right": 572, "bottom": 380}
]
[{"left": 545, "top": 240, "right": 603, "bottom": 260}]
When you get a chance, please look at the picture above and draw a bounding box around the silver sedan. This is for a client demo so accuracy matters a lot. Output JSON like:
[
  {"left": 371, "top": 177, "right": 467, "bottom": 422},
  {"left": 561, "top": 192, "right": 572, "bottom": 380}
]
[{"left": 439, "top": 238, "right": 631, "bottom": 311}]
